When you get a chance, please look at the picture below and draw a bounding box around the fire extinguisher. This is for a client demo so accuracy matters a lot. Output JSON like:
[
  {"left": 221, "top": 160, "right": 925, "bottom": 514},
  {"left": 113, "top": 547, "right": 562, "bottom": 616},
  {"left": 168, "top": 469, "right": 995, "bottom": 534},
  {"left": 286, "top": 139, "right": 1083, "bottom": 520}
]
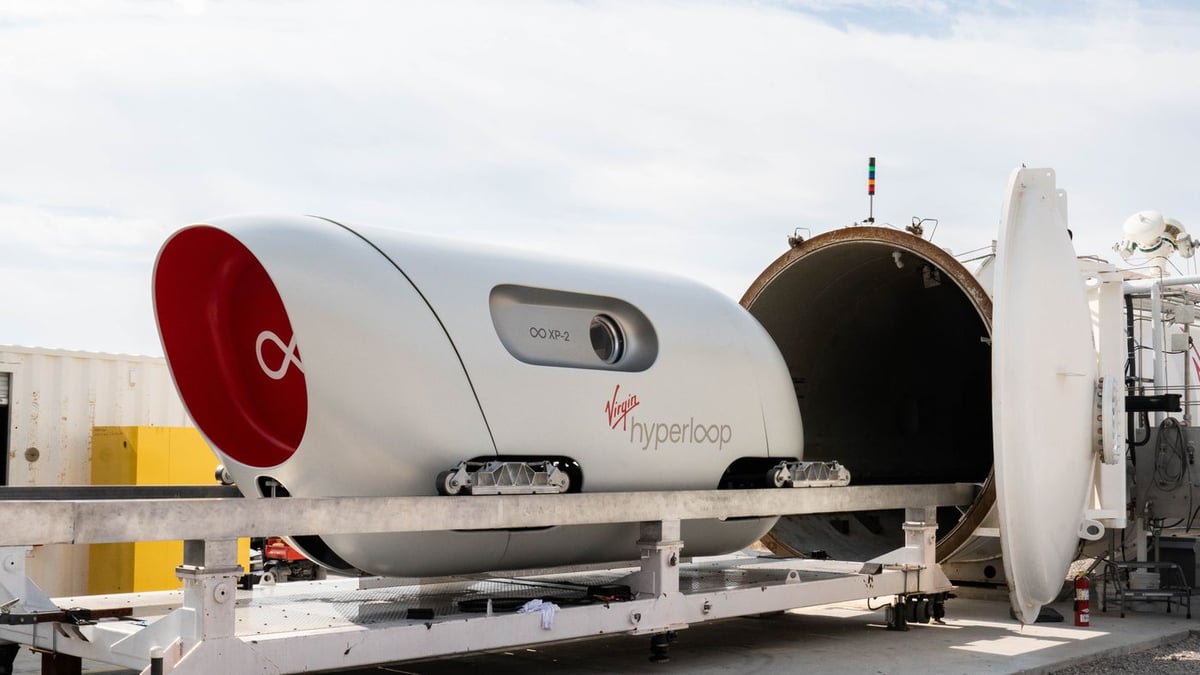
[{"left": 1074, "top": 574, "right": 1090, "bottom": 626}]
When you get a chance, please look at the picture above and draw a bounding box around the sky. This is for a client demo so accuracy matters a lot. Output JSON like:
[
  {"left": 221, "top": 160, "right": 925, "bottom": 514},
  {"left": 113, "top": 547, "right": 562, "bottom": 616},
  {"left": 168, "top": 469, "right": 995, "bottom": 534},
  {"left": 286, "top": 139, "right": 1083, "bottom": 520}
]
[{"left": 2, "top": 0, "right": 1198, "bottom": 356}]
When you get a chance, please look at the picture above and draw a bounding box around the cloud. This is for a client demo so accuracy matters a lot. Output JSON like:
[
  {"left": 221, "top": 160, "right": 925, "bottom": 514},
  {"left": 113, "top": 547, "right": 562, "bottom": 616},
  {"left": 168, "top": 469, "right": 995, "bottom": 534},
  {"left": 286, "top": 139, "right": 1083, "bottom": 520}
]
[
  {"left": 0, "top": 204, "right": 164, "bottom": 354},
  {"left": 1, "top": 1, "right": 1199, "bottom": 353}
]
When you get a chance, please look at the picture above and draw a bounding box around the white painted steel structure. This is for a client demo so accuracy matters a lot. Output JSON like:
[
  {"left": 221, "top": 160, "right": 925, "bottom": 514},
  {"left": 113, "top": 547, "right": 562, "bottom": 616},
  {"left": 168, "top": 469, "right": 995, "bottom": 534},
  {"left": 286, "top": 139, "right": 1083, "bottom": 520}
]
[
  {"left": 0, "top": 485, "right": 975, "bottom": 546},
  {"left": 991, "top": 168, "right": 1104, "bottom": 625},
  {"left": 0, "top": 485, "right": 969, "bottom": 674},
  {"left": 1124, "top": 273, "right": 1200, "bottom": 419}
]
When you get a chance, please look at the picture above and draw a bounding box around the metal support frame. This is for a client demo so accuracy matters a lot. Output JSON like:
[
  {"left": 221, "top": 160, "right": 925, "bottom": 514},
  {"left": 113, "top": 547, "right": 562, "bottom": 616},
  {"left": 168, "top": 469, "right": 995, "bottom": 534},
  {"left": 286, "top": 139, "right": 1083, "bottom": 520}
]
[
  {"left": 0, "top": 548, "right": 56, "bottom": 615},
  {"left": 0, "top": 483, "right": 977, "bottom": 546},
  {"left": 636, "top": 520, "right": 683, "bottom": 600},
  {"left": 1125, "top": 274, "right": 1200, "bottom": 426},
  {"left": 0, "top": 485, "right": 968, "bottom": 674},
  {"left": 177, "top": 540, "right": 242, "bottom": 641},
  {"left": 1152, "top": 282, "right": 1166, "bottom": 425}
]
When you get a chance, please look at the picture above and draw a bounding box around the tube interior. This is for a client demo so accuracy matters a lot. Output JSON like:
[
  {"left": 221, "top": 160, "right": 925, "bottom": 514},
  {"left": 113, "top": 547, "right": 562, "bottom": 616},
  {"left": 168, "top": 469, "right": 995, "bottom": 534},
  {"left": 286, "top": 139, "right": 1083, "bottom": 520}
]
[{"left": 744, "top": 231, "right": 992, "bottom": 559}]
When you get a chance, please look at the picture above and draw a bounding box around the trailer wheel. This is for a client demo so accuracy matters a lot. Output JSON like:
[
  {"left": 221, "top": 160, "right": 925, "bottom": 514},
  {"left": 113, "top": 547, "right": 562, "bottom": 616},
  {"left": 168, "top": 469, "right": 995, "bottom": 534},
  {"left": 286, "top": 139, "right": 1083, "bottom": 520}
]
[{"left": 915, "top": 598, "right": 931, "bottom": 624}]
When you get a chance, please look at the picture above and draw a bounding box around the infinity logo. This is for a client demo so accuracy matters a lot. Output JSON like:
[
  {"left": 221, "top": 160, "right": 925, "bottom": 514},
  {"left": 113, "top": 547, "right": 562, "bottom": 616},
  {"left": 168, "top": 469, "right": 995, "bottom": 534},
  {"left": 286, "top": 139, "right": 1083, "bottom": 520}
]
[{"left": 256, "top": 330, "right": 304, "bottom": 380}]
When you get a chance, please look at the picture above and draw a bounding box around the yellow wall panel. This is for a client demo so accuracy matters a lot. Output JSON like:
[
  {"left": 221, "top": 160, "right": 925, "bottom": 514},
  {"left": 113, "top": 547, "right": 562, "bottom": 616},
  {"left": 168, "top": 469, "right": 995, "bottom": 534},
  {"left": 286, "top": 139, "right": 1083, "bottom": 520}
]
[{"left": 89, "top": 426, "right": 250, "bottom": 594}]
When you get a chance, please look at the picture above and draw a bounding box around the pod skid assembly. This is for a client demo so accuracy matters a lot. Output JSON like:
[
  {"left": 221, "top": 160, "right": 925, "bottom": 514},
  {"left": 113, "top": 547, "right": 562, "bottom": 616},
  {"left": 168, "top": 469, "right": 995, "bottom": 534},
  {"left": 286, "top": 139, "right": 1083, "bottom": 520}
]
[{"left": 0, "top": 484, "right": 968, "bottom": 674}]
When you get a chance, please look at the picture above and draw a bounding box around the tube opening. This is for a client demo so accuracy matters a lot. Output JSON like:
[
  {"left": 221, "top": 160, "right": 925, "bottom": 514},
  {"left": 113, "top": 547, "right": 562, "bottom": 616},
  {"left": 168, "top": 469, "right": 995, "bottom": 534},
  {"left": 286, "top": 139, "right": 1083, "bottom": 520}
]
[{"left": 743, "top": 228, "right": 993, "bottom": 561}]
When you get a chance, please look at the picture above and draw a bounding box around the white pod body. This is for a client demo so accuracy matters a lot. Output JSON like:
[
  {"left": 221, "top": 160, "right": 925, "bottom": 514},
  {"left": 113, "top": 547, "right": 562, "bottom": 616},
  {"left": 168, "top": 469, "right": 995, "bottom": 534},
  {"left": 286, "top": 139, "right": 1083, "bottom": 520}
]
[{"left": 154, "top": 216, "right": 803, "bottom": 576}]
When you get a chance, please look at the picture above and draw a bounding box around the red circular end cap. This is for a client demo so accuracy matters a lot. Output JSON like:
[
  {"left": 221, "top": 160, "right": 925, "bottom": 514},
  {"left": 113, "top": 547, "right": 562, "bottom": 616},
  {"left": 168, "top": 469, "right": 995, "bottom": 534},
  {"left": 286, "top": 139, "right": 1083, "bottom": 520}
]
[{"left": 155, "top": 226, "right": 308, "bottom": 468}]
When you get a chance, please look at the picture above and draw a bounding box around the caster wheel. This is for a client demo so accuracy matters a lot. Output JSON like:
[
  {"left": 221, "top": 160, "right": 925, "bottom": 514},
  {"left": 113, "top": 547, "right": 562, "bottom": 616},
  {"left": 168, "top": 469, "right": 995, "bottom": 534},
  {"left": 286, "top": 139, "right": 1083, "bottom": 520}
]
[{"left": 437, "top": 470, "right": 463, "bottom": 496}]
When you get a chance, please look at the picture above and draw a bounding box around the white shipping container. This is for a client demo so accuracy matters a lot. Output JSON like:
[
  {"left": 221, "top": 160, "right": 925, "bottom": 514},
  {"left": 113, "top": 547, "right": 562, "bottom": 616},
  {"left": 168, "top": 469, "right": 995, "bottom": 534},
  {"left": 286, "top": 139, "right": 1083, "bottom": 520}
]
[{"left": 0, "top": 345, "right": 193, "bottom": 595}]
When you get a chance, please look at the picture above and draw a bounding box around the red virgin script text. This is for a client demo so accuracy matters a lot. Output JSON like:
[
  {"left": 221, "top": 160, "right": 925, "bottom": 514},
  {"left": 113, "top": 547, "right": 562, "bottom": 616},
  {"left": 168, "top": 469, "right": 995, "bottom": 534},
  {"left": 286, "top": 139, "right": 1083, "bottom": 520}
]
[{"left": 605, "top": 385, "right": 640, "bottom": 431}]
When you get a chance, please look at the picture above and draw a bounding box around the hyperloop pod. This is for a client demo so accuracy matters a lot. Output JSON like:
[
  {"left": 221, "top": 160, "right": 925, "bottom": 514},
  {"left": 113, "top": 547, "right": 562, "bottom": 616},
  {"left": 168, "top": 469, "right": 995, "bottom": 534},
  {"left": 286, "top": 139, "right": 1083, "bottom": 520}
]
[{"left": 153, "top": 216, "right": 803, "bottom": 576}]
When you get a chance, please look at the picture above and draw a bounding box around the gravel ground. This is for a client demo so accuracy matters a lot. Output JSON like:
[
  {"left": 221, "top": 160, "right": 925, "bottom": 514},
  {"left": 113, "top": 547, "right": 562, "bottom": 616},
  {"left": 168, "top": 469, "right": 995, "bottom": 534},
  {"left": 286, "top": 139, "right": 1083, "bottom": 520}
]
[{"left": 1051, "top": 633, "right": 1200, "bottom": 674}]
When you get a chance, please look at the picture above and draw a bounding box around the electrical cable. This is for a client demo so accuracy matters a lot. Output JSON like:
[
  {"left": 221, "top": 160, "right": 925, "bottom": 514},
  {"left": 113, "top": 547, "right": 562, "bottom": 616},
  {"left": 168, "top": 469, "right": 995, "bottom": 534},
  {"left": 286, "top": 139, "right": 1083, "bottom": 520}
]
[
  {"left": 1189, "top": 478, "right": 1196, "bottom": 535},
  {"left": 1126, "top": 295, "right": 1151, "bottom": 454},
  {"left": 1153, "top": 417, "right": 1190, "bottom": 491},
  {"left": 1190, "top": 343, "right": 1200, "bottom": 383},
  {"left": 1131, "top": 411, "right": 1153, "bottom": 449},
  {"left": 489, "top": 578, "right": 590, "bottom": 591},
  {"left": 1150, "top": 517, "right": 1184, "bottom": 529},
  {"left": 1187, "top": 503, "right": 1200, "bottom": 531},
  {"left": 866, "top": 596, "right": 889, "bottom": 611},
  {"left": 1135, "top": 345, "right": 1189, "bottom": 355},
  {"left": 953, "top": 244, "right": 995, "bottom": 259}
]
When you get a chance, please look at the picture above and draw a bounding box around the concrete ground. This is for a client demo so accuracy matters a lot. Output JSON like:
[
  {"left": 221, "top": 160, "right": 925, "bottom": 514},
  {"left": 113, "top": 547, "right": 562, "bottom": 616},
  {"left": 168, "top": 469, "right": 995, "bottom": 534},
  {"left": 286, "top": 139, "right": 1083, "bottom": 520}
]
[{"left": 9, "top": 596, "right": 1196, "bottom": 674}]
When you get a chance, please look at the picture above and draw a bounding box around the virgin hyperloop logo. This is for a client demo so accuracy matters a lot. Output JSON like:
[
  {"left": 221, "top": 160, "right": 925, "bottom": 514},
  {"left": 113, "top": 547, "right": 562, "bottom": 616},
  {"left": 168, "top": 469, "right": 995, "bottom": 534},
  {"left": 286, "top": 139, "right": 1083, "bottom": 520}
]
[
  {"left": 155, "top": 225, "right": 308, "bottom": 469},
  {"left": 256, "top": 329, "right": 305, "bottom": 380},
  {"left": 605, "top": 383, "right": 733, "bottom": 450},
  {"left": 605, "top": 384, "right": 640, "bottom": 431}
]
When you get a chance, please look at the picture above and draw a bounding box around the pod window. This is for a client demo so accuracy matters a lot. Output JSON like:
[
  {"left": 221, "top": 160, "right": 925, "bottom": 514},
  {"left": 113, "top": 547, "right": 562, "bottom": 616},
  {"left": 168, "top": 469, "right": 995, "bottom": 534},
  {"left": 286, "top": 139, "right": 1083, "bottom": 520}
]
[
  {"left": 489, "top": 285, "right": 657, "bottom": 371},
  {"left": 589, "top": 314, "right": 624, "bottom": 364}
]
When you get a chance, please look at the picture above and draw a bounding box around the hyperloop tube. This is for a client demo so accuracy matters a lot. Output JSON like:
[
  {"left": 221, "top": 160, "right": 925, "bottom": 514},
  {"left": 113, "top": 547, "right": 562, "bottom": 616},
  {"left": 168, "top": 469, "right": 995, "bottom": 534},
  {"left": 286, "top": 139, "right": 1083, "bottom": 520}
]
[
  {"left": 154, "top": 215, "right": 803, "bottom": 577},
  {"left": 742, "top": 227, "right": 995, "bottom": 564}
]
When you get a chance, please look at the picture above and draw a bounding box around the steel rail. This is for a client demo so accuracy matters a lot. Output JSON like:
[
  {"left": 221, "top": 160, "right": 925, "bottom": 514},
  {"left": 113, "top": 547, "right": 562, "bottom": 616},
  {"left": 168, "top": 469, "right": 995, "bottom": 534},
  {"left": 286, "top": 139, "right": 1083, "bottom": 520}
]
[{"left": 0, "top": 482, "right": 977, "bottom": 545}]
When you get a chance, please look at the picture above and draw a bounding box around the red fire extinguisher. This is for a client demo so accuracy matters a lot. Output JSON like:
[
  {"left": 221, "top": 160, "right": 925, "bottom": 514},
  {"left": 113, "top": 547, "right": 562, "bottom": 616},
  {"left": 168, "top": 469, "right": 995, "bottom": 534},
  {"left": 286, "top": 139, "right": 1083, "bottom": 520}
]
[{"left": 1074, "top": 574, "right": 1090, "bottom": 626}]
